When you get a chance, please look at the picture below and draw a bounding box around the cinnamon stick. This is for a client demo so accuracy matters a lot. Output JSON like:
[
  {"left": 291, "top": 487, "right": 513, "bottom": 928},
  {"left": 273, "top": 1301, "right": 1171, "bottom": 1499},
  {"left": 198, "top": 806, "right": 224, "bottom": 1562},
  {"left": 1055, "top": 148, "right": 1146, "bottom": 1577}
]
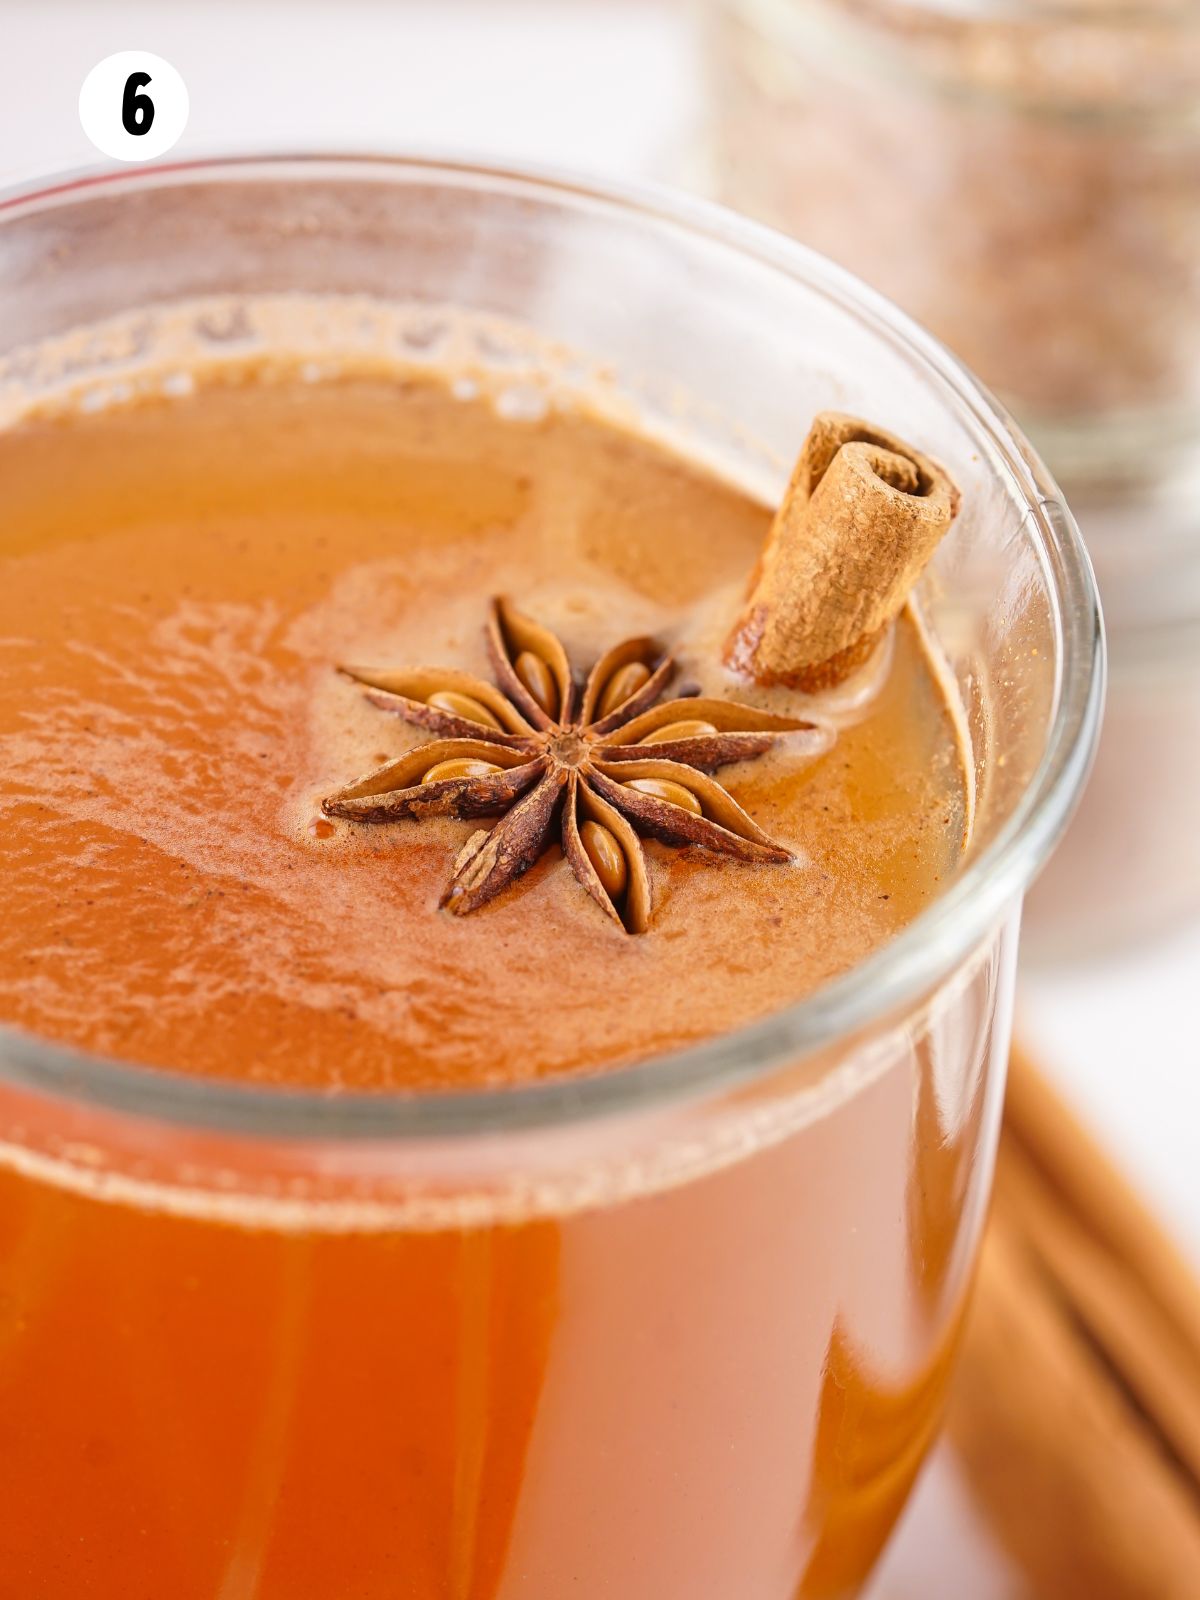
[
  {"left": 949, "top": 1044, "right": 1200, "bottom": 1599},
  {"left": 724, "top": 412, "right": 960, "bottom": 690}
]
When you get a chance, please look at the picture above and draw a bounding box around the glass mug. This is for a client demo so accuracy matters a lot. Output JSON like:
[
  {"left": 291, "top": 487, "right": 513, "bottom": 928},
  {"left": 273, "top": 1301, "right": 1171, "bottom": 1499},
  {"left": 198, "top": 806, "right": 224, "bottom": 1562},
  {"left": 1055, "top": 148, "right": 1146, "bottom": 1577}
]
[{"left": 0, "top": 156, "right": 1101, "bottom": 1598}]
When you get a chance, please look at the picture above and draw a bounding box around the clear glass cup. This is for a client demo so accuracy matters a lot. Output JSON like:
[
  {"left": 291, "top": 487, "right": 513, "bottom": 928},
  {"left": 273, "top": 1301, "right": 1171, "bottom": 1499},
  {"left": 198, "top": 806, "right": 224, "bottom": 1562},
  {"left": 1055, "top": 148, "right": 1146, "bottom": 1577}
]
[{"left": 0, "top": 155, "right": 1101, "bottom": 1599}]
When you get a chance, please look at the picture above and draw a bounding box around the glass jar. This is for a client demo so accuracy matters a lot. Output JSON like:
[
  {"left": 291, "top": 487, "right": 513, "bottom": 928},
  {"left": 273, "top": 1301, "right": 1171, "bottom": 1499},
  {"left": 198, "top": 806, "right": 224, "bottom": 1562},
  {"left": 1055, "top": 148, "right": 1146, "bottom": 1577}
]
[
  {"left": 1021, "top": 418, "right": 1200, "bottom": 948},
  {"left": 708, "top": 0, "right": 1200, "bottom": 499},
  {"left": 709, "top": 0, "right": 1200, "bottom": 952},
  {"left": 0, "top": 155, "right": 1101, "bottom": 1599}
]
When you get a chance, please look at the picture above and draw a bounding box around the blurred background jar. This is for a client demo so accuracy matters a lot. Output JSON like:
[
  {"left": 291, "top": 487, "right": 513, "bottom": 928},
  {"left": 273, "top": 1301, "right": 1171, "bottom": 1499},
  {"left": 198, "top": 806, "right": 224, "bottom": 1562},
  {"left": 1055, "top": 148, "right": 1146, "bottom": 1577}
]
[{"left": 708, "top": 0, "right": 1200, "bottom": 955}]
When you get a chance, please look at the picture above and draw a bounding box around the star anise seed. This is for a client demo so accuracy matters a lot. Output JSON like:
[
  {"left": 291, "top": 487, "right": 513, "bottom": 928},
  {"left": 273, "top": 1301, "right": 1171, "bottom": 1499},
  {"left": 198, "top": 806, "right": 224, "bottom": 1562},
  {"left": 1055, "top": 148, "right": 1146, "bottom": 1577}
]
[{"left": 323, "top": 597, "right": 829, "bottom": 932}]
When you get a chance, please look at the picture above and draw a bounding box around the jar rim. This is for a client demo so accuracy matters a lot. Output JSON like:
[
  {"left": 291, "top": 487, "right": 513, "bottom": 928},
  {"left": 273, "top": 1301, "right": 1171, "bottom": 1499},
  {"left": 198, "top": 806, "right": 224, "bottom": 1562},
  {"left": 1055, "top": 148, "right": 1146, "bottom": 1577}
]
[{"left": 0, "top": 150, "right": 1105, "bottom": 1142}]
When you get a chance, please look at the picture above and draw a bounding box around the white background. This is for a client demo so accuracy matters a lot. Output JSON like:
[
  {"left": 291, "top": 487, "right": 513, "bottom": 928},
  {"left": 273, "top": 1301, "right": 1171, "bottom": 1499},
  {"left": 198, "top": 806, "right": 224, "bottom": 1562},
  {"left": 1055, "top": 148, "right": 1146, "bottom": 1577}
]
[{"left": 1, "top": 3, "right": 1196, "bottom": 1591}]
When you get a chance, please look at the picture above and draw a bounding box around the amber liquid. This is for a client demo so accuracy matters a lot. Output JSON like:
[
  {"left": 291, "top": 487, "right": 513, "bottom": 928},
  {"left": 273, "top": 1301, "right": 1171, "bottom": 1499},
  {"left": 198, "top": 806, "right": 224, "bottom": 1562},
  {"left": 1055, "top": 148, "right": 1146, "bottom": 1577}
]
[{"left": 0, "top": 367, "right": 991, "bottom": 1597}]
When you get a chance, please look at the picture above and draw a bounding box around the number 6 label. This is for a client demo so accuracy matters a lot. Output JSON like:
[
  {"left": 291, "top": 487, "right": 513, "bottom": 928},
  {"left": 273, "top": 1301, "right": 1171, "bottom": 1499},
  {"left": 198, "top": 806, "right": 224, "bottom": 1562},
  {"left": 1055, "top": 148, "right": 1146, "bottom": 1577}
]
[{"left": 79, "top": 52, "right": 188, "bottom": 163}]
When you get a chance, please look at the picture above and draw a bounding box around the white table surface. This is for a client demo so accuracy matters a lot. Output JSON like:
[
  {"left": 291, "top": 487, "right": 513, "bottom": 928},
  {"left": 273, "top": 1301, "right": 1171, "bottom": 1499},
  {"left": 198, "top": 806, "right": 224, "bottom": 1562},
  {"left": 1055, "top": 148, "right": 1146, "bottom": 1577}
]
[{"left": 1, "top": 8, "right": 1197, "bottom": 1589}]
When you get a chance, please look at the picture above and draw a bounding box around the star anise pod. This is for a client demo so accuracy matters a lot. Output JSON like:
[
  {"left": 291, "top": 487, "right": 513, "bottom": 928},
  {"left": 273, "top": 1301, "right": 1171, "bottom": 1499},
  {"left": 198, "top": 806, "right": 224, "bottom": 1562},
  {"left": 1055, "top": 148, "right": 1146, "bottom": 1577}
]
[{"left": 322, "top": 598, "right": 824, "bottom": 932}]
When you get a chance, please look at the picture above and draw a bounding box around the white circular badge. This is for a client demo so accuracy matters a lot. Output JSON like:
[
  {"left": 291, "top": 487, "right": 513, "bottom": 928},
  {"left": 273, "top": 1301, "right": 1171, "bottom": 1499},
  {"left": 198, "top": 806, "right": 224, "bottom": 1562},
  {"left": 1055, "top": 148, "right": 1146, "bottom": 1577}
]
[{"left": 79, "top": 52, "right": 189, "bottom": 163}]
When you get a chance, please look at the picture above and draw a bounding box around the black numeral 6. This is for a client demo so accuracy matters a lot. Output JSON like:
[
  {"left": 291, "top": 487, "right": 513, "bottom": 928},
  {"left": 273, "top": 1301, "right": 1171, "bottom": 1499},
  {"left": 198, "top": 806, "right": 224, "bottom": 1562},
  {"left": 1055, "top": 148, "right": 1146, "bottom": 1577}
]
[{"left": 121, "top": 72, "right": 155, "bottom": 137}]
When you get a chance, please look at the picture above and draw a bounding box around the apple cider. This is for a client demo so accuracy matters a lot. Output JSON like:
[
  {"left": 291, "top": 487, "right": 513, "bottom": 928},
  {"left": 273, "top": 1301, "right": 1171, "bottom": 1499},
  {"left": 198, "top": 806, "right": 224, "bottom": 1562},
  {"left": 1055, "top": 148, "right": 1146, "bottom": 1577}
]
[{"left": 0, "top": 362, "right": 996, "bottom": 1598}]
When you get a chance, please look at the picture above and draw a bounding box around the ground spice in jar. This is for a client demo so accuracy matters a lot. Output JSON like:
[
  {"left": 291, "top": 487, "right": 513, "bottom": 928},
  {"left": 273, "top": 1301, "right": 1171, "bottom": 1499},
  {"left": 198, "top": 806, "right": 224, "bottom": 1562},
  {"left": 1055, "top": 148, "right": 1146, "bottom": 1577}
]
[{"left": 710, "top": 0, "right": 1200, "bottom": 492}]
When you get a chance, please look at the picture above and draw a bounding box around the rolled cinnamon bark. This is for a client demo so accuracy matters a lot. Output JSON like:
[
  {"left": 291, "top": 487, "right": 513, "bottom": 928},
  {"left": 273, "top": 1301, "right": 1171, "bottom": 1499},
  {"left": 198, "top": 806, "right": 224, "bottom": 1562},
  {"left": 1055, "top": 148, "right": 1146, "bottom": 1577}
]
[
  {"left": 949, "top": 1045, "right": 1200, "bottom": 1599},
  {"left": 724, "top": 412, "right": 961, "bottom": 690}
]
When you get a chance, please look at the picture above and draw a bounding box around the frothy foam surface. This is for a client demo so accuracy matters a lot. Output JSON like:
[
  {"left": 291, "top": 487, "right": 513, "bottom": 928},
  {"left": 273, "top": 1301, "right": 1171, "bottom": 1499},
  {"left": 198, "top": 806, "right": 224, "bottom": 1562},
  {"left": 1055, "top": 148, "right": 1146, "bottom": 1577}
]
[{"left": 0, "top": 308, "right": 971, "bottom": 1184}]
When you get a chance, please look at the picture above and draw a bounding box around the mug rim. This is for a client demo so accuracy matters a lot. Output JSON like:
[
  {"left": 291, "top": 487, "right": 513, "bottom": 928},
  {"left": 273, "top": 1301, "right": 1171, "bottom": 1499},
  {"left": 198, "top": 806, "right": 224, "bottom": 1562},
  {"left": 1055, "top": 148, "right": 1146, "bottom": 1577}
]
[{"left": 0, "top": 149, "right": 1105, "bottom": 1141}]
